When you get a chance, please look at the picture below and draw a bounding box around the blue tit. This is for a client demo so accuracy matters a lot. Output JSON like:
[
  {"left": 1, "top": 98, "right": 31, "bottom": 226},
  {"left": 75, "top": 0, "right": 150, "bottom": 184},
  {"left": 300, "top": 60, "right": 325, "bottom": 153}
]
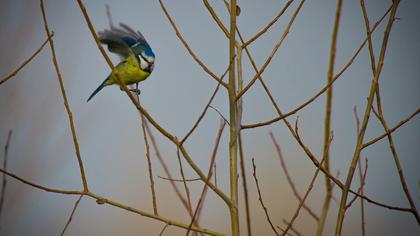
[{"left": 87, "top": 23, "right": 155, "bottom": 102}]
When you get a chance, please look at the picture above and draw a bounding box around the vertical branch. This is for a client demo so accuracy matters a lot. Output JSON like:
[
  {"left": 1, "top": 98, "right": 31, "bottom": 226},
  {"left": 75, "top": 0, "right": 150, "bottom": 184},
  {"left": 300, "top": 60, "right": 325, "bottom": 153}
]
[
  {"left": 335, "top": 1, "right": 400, "bottom": 234},
  {"left": 361, "top": 0, "right": 420, "bottom": 224},
  {"left": 140, "top": 107, "right": 158, "bottom": 215},
  {"left": 237, "top": 43, "right": 252, "bottom": 236},
  {"left": 317, "top": 0, "right": 343, "bottom": 235},
  {"left": 238, "top": 134, "right": 252, "bottom": 236},
  {"left": 358, "top": 158, "right": 366, "bottom": 236},
  {"left": 228, "top": 1, "right": 239, "bottom": 235},
  {"left": 176, "top": 145, "right": 194, "bottom": 219},
  {"left": 0, "top": 131, "right": 12, "bottom": 221},
  {"left": 40, "top": 0, "right": 88, "bottom": 191},
  {"left": 252, "top": 158, "right": 279, "bottom": 236}
]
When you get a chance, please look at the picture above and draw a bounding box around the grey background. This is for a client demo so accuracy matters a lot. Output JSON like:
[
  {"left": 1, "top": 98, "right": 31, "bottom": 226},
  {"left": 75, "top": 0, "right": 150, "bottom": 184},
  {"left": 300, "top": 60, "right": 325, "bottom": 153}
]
[{"left": 0, "top": 0, "right": 419, "bottom": 235}]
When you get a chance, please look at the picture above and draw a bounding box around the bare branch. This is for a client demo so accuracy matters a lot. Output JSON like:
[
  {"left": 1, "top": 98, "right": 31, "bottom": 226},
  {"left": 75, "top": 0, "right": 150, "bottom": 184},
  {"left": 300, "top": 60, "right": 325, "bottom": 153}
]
[
  {"left": 252, "top": 158, "right": 279, "bottom": 236},
  {"left": 0, "top": 131, "right": 12, "bottom": 220},
  {"left": 60, "top": 195, "right": 83, "bottom": 236},
  {"left": 242, "top": 0, "right": 294, "bottom": 48},
  {"left": 41, "top": 0, "right": 88, "bottom": 191},
  {"left": 241, "top": 4, "right": 393, "bottom": 130},
  {"left": 158, "top": 0, "right": 228, "bottom": 88},
  {"left": 0, "top": 33, "right": 54, "bottom": 85},
  {"left": 270, "top": 133, "right": 319, "bottom": 221}
]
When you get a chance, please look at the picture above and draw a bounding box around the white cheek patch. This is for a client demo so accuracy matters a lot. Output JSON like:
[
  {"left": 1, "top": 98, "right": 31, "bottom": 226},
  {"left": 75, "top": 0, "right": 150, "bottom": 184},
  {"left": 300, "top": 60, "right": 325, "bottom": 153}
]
[{"left": 139, "top": 57, "right": 149, "bottom": 70}]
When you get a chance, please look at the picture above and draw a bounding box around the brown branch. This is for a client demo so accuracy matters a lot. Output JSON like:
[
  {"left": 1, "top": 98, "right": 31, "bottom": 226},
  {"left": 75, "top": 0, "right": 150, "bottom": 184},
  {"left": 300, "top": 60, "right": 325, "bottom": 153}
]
[
  {"left": 0, "top": 167, "right": 224, "bottom": 236},
  {"left": 0, "top": 33, "right": 53, "bottom": 85},
  {"left": 336, "top": 1, "right": 401, "bottom": 234},
  {"left": 282, "top": 125, "right": 333, "bottom": 236},
  {"left": 235, "top": 0, "right": 306, "bottom": 101},
  {"left": 241, "top": 4, "right": 393, "bottom": 130},
  {"left": 181, "top": 60, "right": 232, "bottom": 144},
  {"left": 158, "top": 0, "right": 228, "bottom": 88},
  {"left": 359, "top": 157, "right": 366, "bottom": 236},
  {"left": 186, "top": 121, "right": 226, "bottom": 236},
  {"left": 0, "top": 168, "right": 83, "bottom": 195},
  {"left": 176, "top": 144, "right": 194, "bottom": 223},
  {"left": 158, "top": 176, "right": 200, "bottom": 182},
  {"left": 140, "top": 107, "right": 158, "bottom": 215},
  {"left": 145, "top": 123, "right": 201, "bottom": 233},
  {"left": 362, "top": 0, "right": 419, "bottom": 223},
  {"left": 241, "top": 0, "right": 294, "bottom": 48},
  {"left": 159, "top": 223, "right": 170, "bottom": 236},
  {"left": 362, "top": 108, "right": 420, "bottom": 149},
  {"left": 345, "top": 158, "right": 368, "bottom": 210},
  {"left": 238, "top": 133, "right": 252, "bottom": 236},
  {"left": 252, "top": 158, "right": 279, "bottom": 236},
  {"left": 371, "top": 105, "right": 420, "bottom": 223},
  {"left": 41, "top": 0, "right": 88, "bottom": 191},
  {"left": 270, "top": 132, "right": 319, "bottom": 221},
  {"left": 60, "top": 195, "right": 83, "bottom": 236},
  {"left": 209, "top": 105, "right": 230, "bottom": 126},
  {"left": 0, "top": 130, "right": 12, "bottom": 220},
  {"left": 282, "top": 219, "right": 302, "bottom": 236}
]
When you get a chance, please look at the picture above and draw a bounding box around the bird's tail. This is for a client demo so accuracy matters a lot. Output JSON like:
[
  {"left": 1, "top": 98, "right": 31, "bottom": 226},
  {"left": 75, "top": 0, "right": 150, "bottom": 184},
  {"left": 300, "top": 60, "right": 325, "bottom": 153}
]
[{"left": 87, "top": 78, "right": 109, "bottom": 102}]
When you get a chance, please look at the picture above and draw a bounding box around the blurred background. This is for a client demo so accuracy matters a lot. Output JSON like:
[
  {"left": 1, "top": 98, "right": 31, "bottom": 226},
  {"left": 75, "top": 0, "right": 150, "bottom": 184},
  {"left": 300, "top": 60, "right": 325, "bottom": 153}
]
[{"left": 0, "top": 0, "right": 419, "bottom": 235}]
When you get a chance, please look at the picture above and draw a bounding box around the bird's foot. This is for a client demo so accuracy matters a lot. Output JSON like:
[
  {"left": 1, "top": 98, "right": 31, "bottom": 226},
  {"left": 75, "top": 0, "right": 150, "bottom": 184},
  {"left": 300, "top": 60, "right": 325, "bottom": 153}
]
[
  {"left": 129, "top": 88, "right": 141, "bottom": 95},
  {"left": 119, "top": 87, "right": 141, "bottom": 95}
]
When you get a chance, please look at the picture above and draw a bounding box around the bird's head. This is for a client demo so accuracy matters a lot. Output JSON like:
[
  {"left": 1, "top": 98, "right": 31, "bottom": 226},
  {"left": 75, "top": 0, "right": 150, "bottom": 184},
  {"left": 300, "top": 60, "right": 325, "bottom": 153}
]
[{"left": 138, "top": 48, "right": 155, "bottom": 73}]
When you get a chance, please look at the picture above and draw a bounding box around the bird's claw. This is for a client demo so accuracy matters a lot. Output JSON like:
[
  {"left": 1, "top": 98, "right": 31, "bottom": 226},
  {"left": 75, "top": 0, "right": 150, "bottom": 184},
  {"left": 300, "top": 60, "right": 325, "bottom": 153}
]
[
  {"left": 119, "top": 87, "right": 141, "bottom": 95},
  {"left": 129, "top": 88, "right": 141, "bottom": 95}
]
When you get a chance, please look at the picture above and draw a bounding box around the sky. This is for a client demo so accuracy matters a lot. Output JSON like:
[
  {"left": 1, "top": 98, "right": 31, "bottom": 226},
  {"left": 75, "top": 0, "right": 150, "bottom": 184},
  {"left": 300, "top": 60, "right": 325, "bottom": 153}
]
[{"left": 0, "top": 0, "right": 419, "bottom": 235}]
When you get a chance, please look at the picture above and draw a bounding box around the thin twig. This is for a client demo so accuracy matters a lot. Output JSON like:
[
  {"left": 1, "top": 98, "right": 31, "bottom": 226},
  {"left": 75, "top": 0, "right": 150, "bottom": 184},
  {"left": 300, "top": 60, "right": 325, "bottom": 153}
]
[
  {"left": 158, "top": 223, "right": 170, "bottom": 236},
  {"left": 0, "top": 131, "right": 12, "bottom": 220},
  {"left": 345, "top": 158, "right": 368, "bottom": 209},
  {"left": 238, "top": 133, "right": 252, "bottom": 236},
  {"left": 186, "top": 121, "right": 226, "bottom": 236},
  {"left": 158, "top": 176, "right": 200, "bottom": 182},
  {"left": 362, "top": 108, "right": 420, "bottom": 149},
  {"left": 252, "top": 158, "right": 279, "bottom": 236},
  {"left": 235, "top": 0, "right": 306, "bottom": 101},
  {"left": 242, "top": 0, "right": 294, "bottom": 48},
  {"left": 371, "top": 105, "right": 420, "bottom": 223},
  {"left": 209, "top": 105, "right": 230, "bottom": 126},
  {"left": 140, "top": 106, "right": 158, "bottom": 215},
  {"left": 241, "top": 4, "right": 393, "bottom": 130},
  {"left": 176, "top": 143, "right": 194, "bottom": 222},
  {"left": 270, "top": 132, "right": 319, "bottom": 221},
  {"left": 282, "top": 219, "right": 302, "bottom": 236},
  {"left": 0, "top": 33, "right": 53, "bottom": 85},
  {"left": 359, "top": 157, "right": 366, "bottom": 236},
  {"left": 158, "top": 0, "right": 228, "bottom": 88},
  {"left": 60, "top": 195, "right": 83, "bottom": 236},
  {"left": 41, "top": 0, "right": 88, "bottom": 191},
  {"left": 181, "top": 59, "right": 232, "bottom": 144},
  {"left": 282, "top": 125, "right": 333, "bottom": 236}
]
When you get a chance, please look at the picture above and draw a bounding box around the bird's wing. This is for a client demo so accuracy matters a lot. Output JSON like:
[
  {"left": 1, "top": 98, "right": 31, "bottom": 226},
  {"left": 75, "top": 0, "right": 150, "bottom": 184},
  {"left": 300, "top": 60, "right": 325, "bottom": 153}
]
[{"left": 98, "top": 23, "right": 152, "bottom": 59}]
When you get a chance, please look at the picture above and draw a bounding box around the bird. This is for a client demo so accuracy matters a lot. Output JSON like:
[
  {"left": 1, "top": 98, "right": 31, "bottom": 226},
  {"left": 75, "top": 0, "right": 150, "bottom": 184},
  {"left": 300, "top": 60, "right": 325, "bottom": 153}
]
[{"left": 87, "top": 23, "right": 155, "bottom": 102}]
